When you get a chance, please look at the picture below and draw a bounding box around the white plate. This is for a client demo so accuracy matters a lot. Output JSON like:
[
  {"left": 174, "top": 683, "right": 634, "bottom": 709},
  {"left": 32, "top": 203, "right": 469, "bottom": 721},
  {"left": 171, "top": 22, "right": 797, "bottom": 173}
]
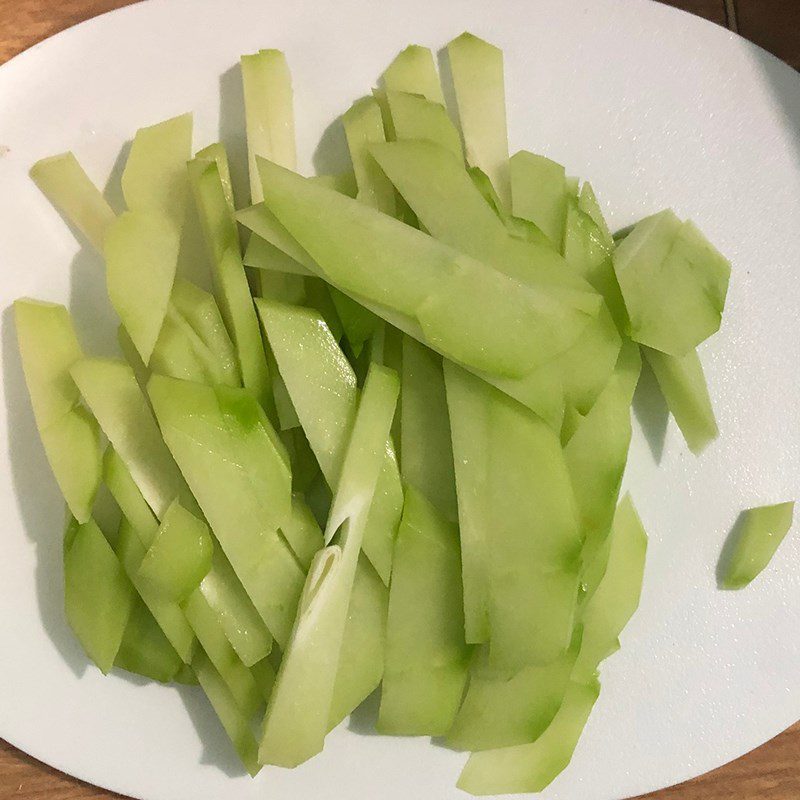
[{"left": 1, "top": 1, "right": 799, "bottom": 798}]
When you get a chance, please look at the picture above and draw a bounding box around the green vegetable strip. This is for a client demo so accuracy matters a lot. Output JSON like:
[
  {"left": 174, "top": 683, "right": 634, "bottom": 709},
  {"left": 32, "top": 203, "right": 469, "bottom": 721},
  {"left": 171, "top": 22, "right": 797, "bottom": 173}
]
[
  {"left": 104, "top": 210, "right": 180, "bottom": 364},
  {"left": 573, "top": 494, "right": 648, "bottom": 682},
  {"left": 243, "top": 234, "right": 313, "bottom": 276},
  {"left": 384, "top": 92, "right": 463, "bottom": 159},
  {"left": 136, "top": 501, "right": 214, "bottom": 603},
  {"left": 114, "top": 597, "right": 183, "bottom": 683},
  {"left": 308, "top": 171, "right": 359, "bottom": 197},
  {"left": 115, "top": 519, "right": 196, "bottom": 663},
  {"left": 446, "top": 632, "right": 580, "bottom": 751},
  {"left": 342, "top": 96, "right": 396, "bottom": 216},
  {"left": 188, "top": 159, "right": 271, "bottom": 411},
  {"left": 509, "top": 152, "right": 568, "bottom": 249},
  {"left": 195, "top": 143, "right": 236, "bottom": 213},
  {"left": 378, "top": 487, "right": 470, "bottom": 736},
  {"left": 148, "top": 375, "right": 300, "bottom": 646},
  {"left": 256, "top": 299, "right": 403, "bottom": 584},
  {"left": 64, "top": 518, "right": 135, "bottom": 673},
  {"left": 578, "top": 182, "right": 614, "bottom": 249},
  {"left": 103, "top": 447, "right": 273, "bottom": 667},
  {"left": 70, "top": 358, "right": 194, "bottom": 519},
  {"left": 241, "top": 49, "right": 296, "bottom": 203},
  {"left": 29, "top": 152, "right": 115, "bottom": 251},
  {"left": 120, "top": 113, "right": 193, "bottom": 226},
  {"left": 720, "top": 502, "right": 795, "bottom": 589},
  {"left": 14, "top": 300, "right": 101, "bottom": 522},
  {"left": 382, "top": 44, "right": 445, "bottom": 105},
  {"left": 446, "top": 33, "right": 511, "bottom": 208},
  {"left": 259, "top": 364, "right": 398, "bottom": 768},
  {"left": 400, "top": 337, "right": 458, "bottom": 521},
  {"left": 643, "top": 345, "right": 718, "bottom": 454},
  {"left": 443, "top": 360, "right": 491, "bottom": 643},
  {"left": 192, "top": 649, "right": 261, "bottom": 777},
  {"left": 456, "top": 679, "right": 600, "bottom": 795}
]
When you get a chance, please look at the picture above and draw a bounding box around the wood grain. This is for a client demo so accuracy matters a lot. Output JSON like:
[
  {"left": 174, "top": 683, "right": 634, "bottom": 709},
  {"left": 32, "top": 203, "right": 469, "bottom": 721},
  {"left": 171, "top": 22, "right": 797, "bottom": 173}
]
[{"left": 0, "top": 1, "right": 799, "bottom": 798}]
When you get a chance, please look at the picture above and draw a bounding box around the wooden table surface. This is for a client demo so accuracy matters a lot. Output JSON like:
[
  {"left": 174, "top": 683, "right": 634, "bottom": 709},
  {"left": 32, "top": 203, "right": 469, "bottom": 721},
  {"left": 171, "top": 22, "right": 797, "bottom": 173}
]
[{"left": 0, "top": 0, "right": 798, "bottom": 798}]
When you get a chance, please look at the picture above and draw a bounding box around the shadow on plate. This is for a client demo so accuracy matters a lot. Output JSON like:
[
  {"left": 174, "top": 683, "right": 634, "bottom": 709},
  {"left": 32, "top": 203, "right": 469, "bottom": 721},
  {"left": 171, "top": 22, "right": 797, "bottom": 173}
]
[
  {"left": 715, "top": 511, "right": 747, "bottom": 589},
  {"left": 632, "top": 357, "right": 669, "bottom": 464}
]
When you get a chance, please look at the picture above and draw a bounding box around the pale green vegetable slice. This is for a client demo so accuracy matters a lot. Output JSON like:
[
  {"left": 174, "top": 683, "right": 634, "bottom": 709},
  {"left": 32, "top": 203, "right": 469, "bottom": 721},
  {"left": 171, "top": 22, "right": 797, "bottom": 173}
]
[
  {"left": 382, "top": 44, "right": 444, "bottom": 104},
  {"left": 243, "top": 234, "right": 313, "bottom": 276},
  {"left": 148, "top": 375, "right": 299, "bottom": 646},
  {"left": 614, "top": 211, "right": 730, "bottom": 355},
  {"left": 257, "top": 299, "right": 403, "bottom": 584},
  {"left": 150, "top": 310, "right": 212, "bottom": 384},
  {"left": 70, "top": 358, "right": 193, "bottom": 518},
  {"left": 241, "top": 49, "right": 296, "bottom": 202},
  {"left": 573, "top": 494, "right": 648, "bottom": 682},
  {"left": 137, "top": 500, "right": 214, "bottom": 602},
  {"left": 378, "top": 487, "right": 470, "bottom": 736},
  {"left": 447, "top": 32, "right": 510, "bottom": 208},
  {"left": 30, "top": 152, "right": 115, "bottom": 251},
  {"left": 14, "top": 300, "right": 101, "bottom": 522},
  {"left": 578, "top": 182, "right": 614, "bottom": 248},
  {"left": 400, "top": 337, "right": 457, "bottom": 521},
  {"left": 281, "top": 495, "right": 325, "bottom": 571},
  {"left": 447, "top": 633, "right": 580, "bottom": 751},
  {"left": 195, "top": 143, "right": 236, "bottom": 212},
  {"left": 329, "top": 287, "right": 381, "bottom": 358},
  {"left": 509, "top": 151, "right": 568, "bottom": 248},
  {"left": 121, "top": 113, "right": 192, "bottom": 225},
  {"left": 189, "top": 158, "right": 271, "bottom": 409},
  {"left": 192, "top": 649, "right": 261, "bottom": 777},
  {"left": 457, "top": 679, "right": 600, "bottom": 795},
  {"left": 114, "top": 597, "right": 182, "bottom": 683},
  {"left": 259, "top": 364, "right": 398, "bottom": 767},
  {"left": 342, "top": 96, "right": 396, "bottom": 215},
  {"left": 308, "top": 171, "right": 359, "bottom": 197},
  {"left": 720, "top": 502, "right": 795, "bottom": 589},
  {"left": 643, "top": 345, "right": 718, "bottom": 454},
  {"left": 384, "top": 91, "right": 463, "bottom": 159},
  {"left": 64, "top": 518, "right": 135, "bottom": 673}
]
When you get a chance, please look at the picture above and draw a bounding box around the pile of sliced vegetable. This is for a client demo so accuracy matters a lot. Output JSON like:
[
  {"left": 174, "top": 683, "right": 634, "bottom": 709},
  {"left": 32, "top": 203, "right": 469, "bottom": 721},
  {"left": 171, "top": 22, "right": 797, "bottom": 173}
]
[{"left": 14, "top": 32, "right": 795, "bottom": 795}]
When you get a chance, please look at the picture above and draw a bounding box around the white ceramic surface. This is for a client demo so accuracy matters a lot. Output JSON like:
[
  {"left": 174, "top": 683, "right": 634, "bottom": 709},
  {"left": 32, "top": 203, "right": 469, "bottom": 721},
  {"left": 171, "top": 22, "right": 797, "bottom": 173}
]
[{"left": 1, "top": 1, "right": 799, "bottom": 798}]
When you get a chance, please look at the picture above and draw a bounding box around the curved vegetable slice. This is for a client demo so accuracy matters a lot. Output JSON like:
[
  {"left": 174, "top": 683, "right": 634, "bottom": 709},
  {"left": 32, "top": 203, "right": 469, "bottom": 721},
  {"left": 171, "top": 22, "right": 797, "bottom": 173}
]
[
  {"left": 115, "top": 597, "right": 183, "bottom": 683},
  {"left": 720, "top": 502, "right": 795, "bottom": 590},
  {"left": 30, "top": 152, "right": 115, "bottom": 251},
  {"left": 382, "top": 45, "right": 444, "bottom": 105},
  {"left": 510, "top": 151, "right": 568, "bottom": 249},
  {"left": 384, "top": 92, "right": 462, "bottom": 159},
  {"left": 258, "top": 364, "right": 398, "bottom": 767},
  {"left": 15, "top": 300, "right": 101, "bottom": 522},
  {"left": 378, "top": 487, "right": 470, "bottom": 736}
]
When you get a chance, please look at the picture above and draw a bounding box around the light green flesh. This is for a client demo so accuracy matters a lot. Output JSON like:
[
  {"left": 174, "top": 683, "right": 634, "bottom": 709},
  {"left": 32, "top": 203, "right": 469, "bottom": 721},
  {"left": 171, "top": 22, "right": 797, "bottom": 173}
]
[
  {"left": 578, "top": 182, "right": 614, "bottom": 249},
  {"left": 192, "top": 649, "right": 261, "bottom": 777},
  {"left": 150, "top": 310, "right": 212, "bottom": 384},
  {"left": 447, "top": 633, "right": 580, "bottom": 751},
  {"left": 378, "top": 487, "right": 470, "bottom": 736},
  {"left": 116, "top": 519, "right": 196, "bottom": 663},
  {"left": 104, "top": 447, "right": 272, "bottom": 667},
  {"left": 64, "top": 518, "right": 135, "bottom": 674},
  {"left": 195, "top": 143, "right": 236, "bottom": 212},
  {"left": 121, "top": 113, "right": 192, "bottom": 226},
  {"left": 400, "top": 337, "right": 457, "bottom": 521},
  {"left": 614, "top": 210, "right": 730, "bottom": 356},
  {"left": 643, "top": 345, "right": 718, "bottom": 454},
  {"left": 382, "top": 45, "right": 444, "bottom": 104},
  {"left": 384, "top": 91, "right": 462, "bottom": 159},
  {"left": 243, "top": 234, "right": 313, "bottom": 276},
  {"left": 189, "top": 158, "right": 271, "bottom": 408},
  {"left": 447, "top": 32, "right": 510, "bottom": 209},
  {"left": 182, "top": 591, "right": 263, "bottom": 718},
  {"left": 148, "top": 374, "right": 299, "bottom": 647},
  {"left": 573, "top": 495, "right": 648, "bottom": 681},
  {"left": 281, "top": 495, "right": 325, "bottom": 571},
  {"left": 105, "top": 209, "right": 180, "bottom": 364},
  {"left": 563, "top": 197, "right": 628, "bottom": 330},
  {"left": 169, "top": 278, "right": 242, "bottom": 387},
  {"left": 30, "top": 152, "right": 115, "bottom": 251},
  {"left": 136, "top": 501, "right": 214, "bottom": 602},
  {"left": 510, "top": 151, "right": 568, "bottom": 248},
  {"left": 259, "top": 270, "right": 307, "bottom": 306},
  {"left": 457, "top": 679, "right": 600, "bottom": 795},
  {"left": 70, "top": 358, "right": 193, "bottom": 519},
  {"left": 446, "top": 362, "right": 581, "bottom": 665},
  {"left": 241, "top": 49, "right": 296, "bottom": 203},
  {"left": 114, "top": 597, "right": 183, "bottom": 683},
  {"left": 721, "top": 502, "right": 795, "bottom": 589},
  {"left": 14, "top": 300, "right": 102, "bottom": 522},
  {"left": 308, "top": 171, "right": 359, "bottom": 198},
  {"left": 342, "top": 96, "right": 396, "bottom": 215},
  {"left": 257, "top": 299, "right": 402, "bottom": 584},
  {"left": 259, "top": 365, "right": 398, "bottom": 768}
]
